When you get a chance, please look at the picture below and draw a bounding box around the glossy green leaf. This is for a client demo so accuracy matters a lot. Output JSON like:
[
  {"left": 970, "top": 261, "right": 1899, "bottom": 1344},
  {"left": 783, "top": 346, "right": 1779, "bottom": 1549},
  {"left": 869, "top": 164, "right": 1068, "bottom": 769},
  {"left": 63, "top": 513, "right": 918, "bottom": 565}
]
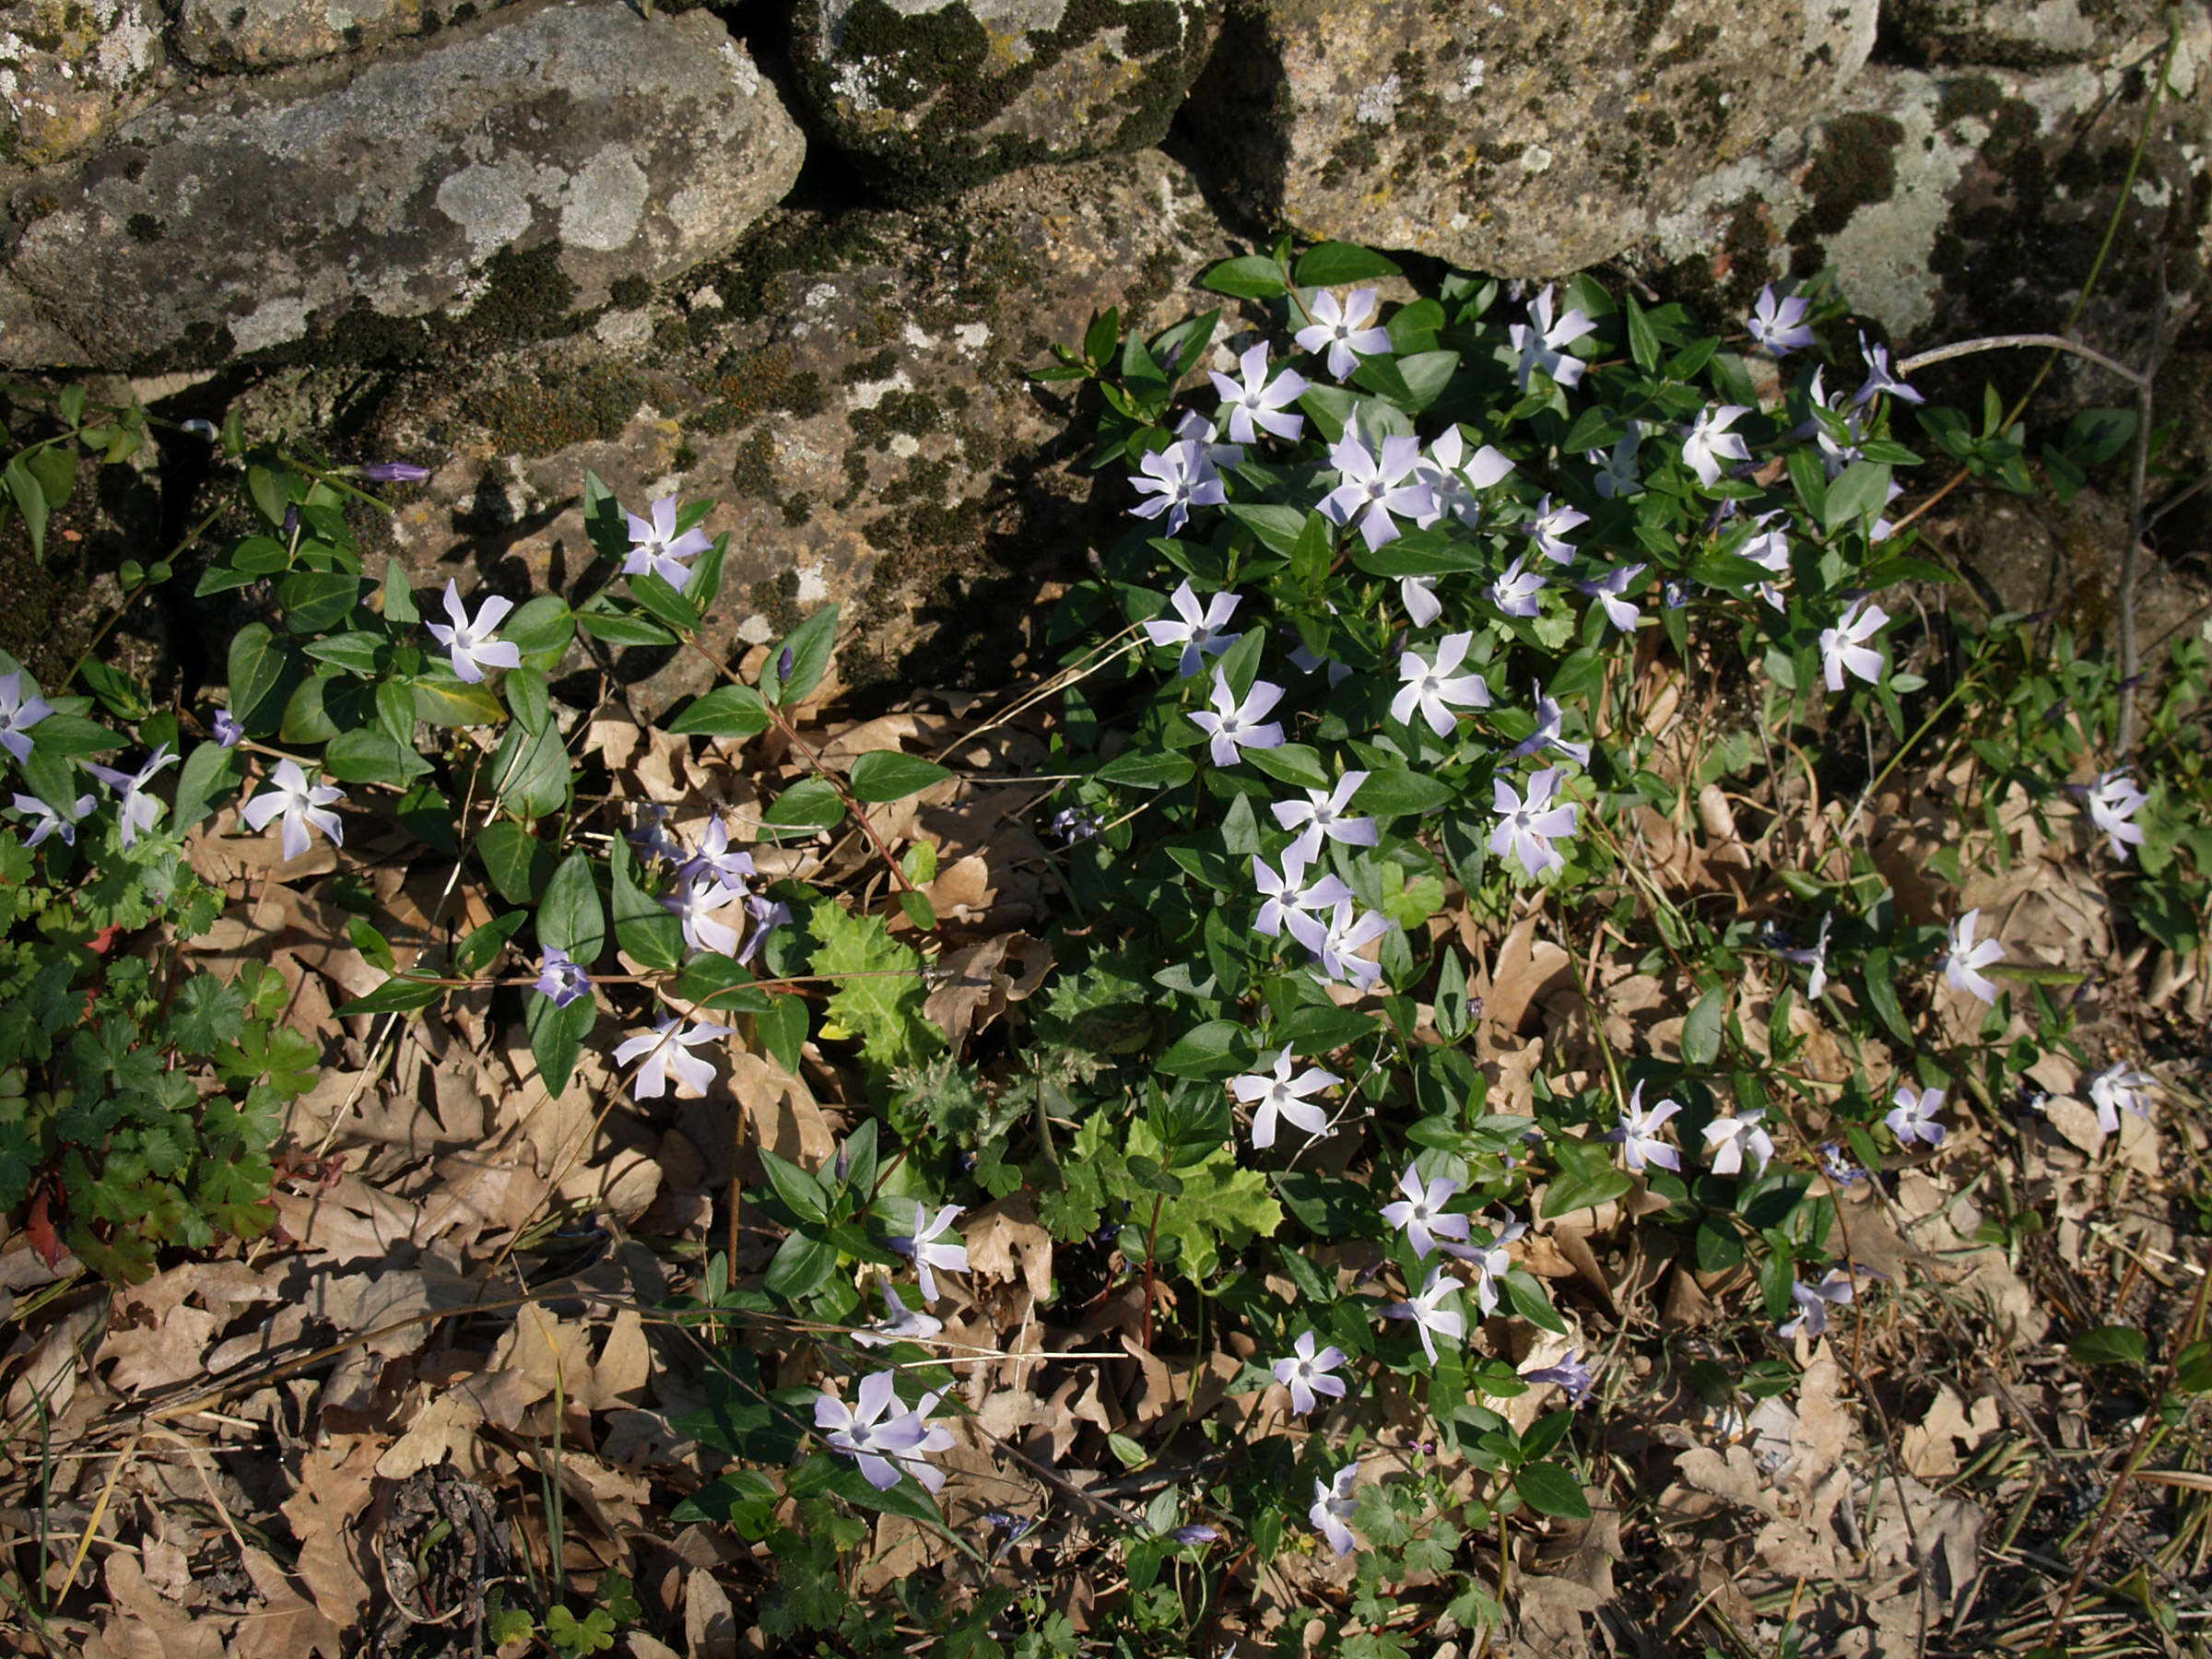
[{"left": 848, "top": 750, "right": 952, "bottom": 804}]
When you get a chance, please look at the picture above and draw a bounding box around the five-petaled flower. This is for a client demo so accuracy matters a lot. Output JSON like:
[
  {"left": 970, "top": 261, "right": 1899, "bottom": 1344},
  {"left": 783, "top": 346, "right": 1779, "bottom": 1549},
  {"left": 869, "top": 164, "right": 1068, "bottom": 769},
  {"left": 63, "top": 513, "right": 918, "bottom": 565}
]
[
  {"left": 1575, "top": 563, "right": 1644, "bottom": 633},
  {"left": 241, "top": 756, "right": 344, "bottom": 862},
  {"left": 1852, "top": 333, "right": 1923, "bottom": 406},
  {"left": 1887, "top": 1084, "right": 1947, "bottom": 1148},
  {"left": 1379, "top": 1164, "right": 1471, "bottom": 1260},
  {"left": 426, "top": 581, "right": 524, "bottom": 684},
  {"left": 535, "top": 948, "right": 592, "bottom": 1009},
  {"left": 10, "top": 789, "right": 93, "bottom": 849},
  {"left": 665, "top": 875, "right": 747, "bottom": 959},
  {"left": 1775, "top": 912, "right": 1832, "bottom": 1000},
  {"left": 1209, "top": 341, "right": 1309, "bottom": 444},
  {"left": 2084, "top": 769, "right": 2147, "bottom": 861},
  {"left": 2088, "top": 1062, "right": 2156, "bottom": 1136},
  {"left": 1521, "top": 1347, "right": 1596, "bottom": 1405},
  {"left": 1945, "top": 908, "right": 2006, "bottom": 1005},
  {"left": 1415, "top": 425, "right": 1514, "bottom": 529},
  {"left": 1252, "top": 847, "right": 1352, "bottom": 939},
  {"left": 1272, "top": 771, "right": 1377, "bottom": 862},
  {"left": 1779, "top": 1267, "right": 1857, "bottom": 1340},
  {"left": 612, "top": 1016, "right": 729, "bottom": 1100},
  {"left": 1458, "top": 1215, "right": 1528, "bottom": 1315},
  {"left": 211, "top": 708, "right": 244, "bottom": 748},
  {"left": 1144, "top": 580, "right": 1243, "bottom": 678},
  {"left": 1129, "top": 439, "right": 1228, "bottom": 536},
  {"left": 1526, "top": 494, "right": 1587, "bottom": 565},
  {"left": 1189, "top": 667, "right": 1286, "bottom": 768},
  {"left": 1590, "top": 422, "right": 1644, "bottom": 500},
  {"left": 1319, "top": 431, "right": 1434, "bottom": 552},
  {"left": 1490, "top": 766, "right": 1579, "bottom": 879},
  {"left": 1747, "top": 284, "right": 1818, "bottom": 356},
  {"left": 681, "top": 818, "right": 758, "bottom": 891},
  {"left": 1489, "top": 556, "right": 1547, "bottom": 618},
  {"left": 815, "top": 1371, "right": 956, "bottom": 1493},
  {"left": 0, "top": 670, "right": 53, "bottom": 765},
  {"left": 621, "top": 493, "right": 714, "bottom": 588},
  {"left": 1819, "top": 598, "right": 1889, "bottom": 691},
  {"left": 1703, "top": 1110, "right": 1775, "bottom": 1176},
  {"left": 1510, "top": 284, "right": 1595, "bottom": 390},
  {"left": 1310, "top": 1465, "right": 1361, "bottom": 1557},
  {"left": 889, "top": 1199, "right": 970, "bottom": 1303},
  {"left": 1234, "top": 1048, "right": 1340, "bottom": 1150},
  {"left": 1608, "top": 1081, "right": 1682, "bottom": 1173},
  {"left": 1294, "top": 287, "right": 1392, "bottom": 381},
  {"left": 1681, "top": 404, "right": 1753, "bottom": 488},
  {"left": 1512, "top": 691, "right": 1591, "bottom": 768},
  {"left": 1287, "top": 898, "right": 1388, "bottom": 989},
  {"left": 1382, "top": 1264, "right": 1465, "bottom": 1365},
  {"left": 1392, "top": 630, "right": 1493, "bottom": 736},
  {"left": 86, "top": 746, "right": 177, "bottom": 848},
  {"left": 1274, "top": 1331, "right": 1348, "bottom": 1416},
  {"left": 853, "top": 1281, "right": 945, "bottom": 1349}
]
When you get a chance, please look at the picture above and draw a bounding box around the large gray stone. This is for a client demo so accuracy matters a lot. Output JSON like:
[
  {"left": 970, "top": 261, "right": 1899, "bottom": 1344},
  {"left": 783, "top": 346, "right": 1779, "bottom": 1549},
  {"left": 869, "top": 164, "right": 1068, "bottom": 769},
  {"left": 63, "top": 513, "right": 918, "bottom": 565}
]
[
  {"left": 0, "top": 0, "right": 164, "bottom": 166},
  {"left": 792, "top": 0, "right": 1219, "bottom": 200},
  {"left": 282, "top": 148, "right": 1239, "bottom": 715},
  {"left": 172, "top": 0, "right": 505, "bottom": 71},
  {"left": 1886, "top": 0, "right": 2165, "bottom": 68},
  {"left": 0, "top": 0, "right": 804, "bottom": 369},
  {"left": 1183, "top": 0, "right": 1878, "bottom": 278}
]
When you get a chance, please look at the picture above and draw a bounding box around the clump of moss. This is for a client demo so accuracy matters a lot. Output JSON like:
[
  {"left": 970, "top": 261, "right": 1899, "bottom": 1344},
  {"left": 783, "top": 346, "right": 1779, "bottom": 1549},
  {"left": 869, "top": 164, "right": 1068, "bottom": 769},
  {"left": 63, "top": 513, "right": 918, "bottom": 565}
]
[
  {"left": 841, "top": 347, "right": 900, "bottom": 385},
  {"left": 1318, "top": 130, "right": 1380, "bottom": 193},
  {"left": 608, "top": 275, "right": 651, "bottom": 310},
  {"left": 471, "top": 363, "right": 644, "bottom": 457},
  {"left": 1800, "top": 112, "right": 1904, "bottom": 236},
  {"left": 689, "top": 347, "right": 826, "bottom": 435},
  {"left": 730, "top": 428, "right": 781, "bottom": 504},
  {"left": 850, "top": 388, "right": 942, "bottom": 451},
  {"left": 748, "top": 569, "right": 804, "bottom": 636}
]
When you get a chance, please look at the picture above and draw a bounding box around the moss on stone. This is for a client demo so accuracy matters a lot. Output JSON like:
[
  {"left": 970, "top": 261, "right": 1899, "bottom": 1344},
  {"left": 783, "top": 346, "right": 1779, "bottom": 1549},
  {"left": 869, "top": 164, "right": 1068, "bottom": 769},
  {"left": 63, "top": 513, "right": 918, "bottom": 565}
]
[
  {"left": 730, "top": 427, "right": 781, "bottom": 503},
  {"left": 470, "top": 362, "right": 644, "bottom": 457},
  {"left": 1803, "top": 112, "right": 1903, "bottom": 236},
  {"left": 850, "top": 388, "right": 942, "bottom": 450},
  {"left": 748, "top": 568, "right": 804, "bottom": 636},
  {"left": 608, "top": 275, "right": 651, "bottom": 309}
]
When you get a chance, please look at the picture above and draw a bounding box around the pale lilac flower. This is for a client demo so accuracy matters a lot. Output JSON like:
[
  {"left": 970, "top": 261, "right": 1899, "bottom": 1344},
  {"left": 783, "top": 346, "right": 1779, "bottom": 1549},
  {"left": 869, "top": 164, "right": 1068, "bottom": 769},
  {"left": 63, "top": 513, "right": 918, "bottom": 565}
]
[
  {"left": 680, "top": 818, "right": 758, "bottom": 891},
  {"left": 1818, "top": 1142, "right": 1866, "bottom": 1187},
  {"left": 1779, "top": 1268, "right": 1857, "bottom": 1340},
  {"left": 535, "top": 947, "right": 592, "bottom": 1009},
  {"left": 613, "top": 1016, "right": 729, "bottom": 1100},
  {"left": 1576, "top": 563, "right": 1644, "bottom": 633},
  {"left": 1526, "top": 494, "right": 1587, "bottom": 565},
  {"left": 1382, "top": 1264, "right": 1465, "bottom": 1365},
  {"left": 1521, "top": 1347, "right": 1595, "bottom": 1405},
  {"left": 1379, "top": 1164, "right": 1471, "bottom": 1260},
  {"left": 1319, "top": 430, "right": 1434, "bottom": 552},
  {"left": 1945, "top": 909, "right": 2006, "bottom": 1005},
  {"left": 2088, "top": 1062, "right": 2157, "bottom": 1136},
  {"left": 2085, "top": 770, "right": 2147, "bottom": 861},
  {"left": 1851, "top": 333, "right": 1923, "bottom": 406},
  {"left": 1512, "top": 692, "right": 1590, "bottom": 768},
  {"left": 1819, "top": 598, "right": 1889, "bottom": 691},
  {"left": 1401, "top": 575, "right": 1442, "bottom": 626},
  {"left": 665, "top": 875, "right": 746, "bottom": 958},
  {"left": 1287, "top": 898, "right": 1388, "bottom": 989},
  {"left": 1129, "top": 439, "right": 1227, "bottom": 536},
  {"left": 629, "top": 802, "right": 683, "bottom": 866},
  {"left": 1273, "top": 1331, "right": 1348, "bottom": 1416},
  {"left": 1774, "top": 912, "right": 1831, "bottom": 1000},
  {"left": 1392, "top": 630, "right": 1492, "bottom": 737},
  {"left": 1414, "top": 425, "right": 1514, "bottom": 528},
  {"left": 1798, "top": 368, "right": 1867, "bottom": 478},
  {"left": 1747, "top": 284, "right": 1818, "bottom": 356},
  {"left": 1209, "top": 341, "right": 1309, "bottom": 444},
  {"left": 621, "top": 494, "right": 714, "bottom": 587},
  {"left": 852, "top": 1282, "right": 945, "bottom": 1349},
  {"left": 0, "top": 670, "right": 52, "bottom": 765},
  {"left": 1294, "top": 287, "right": 1392, "bottom": 381},
  {"left": 1681, "top": 405, "right": 1752, "bottom": 488},
  {"left": 816, "top": 1371, "right": 955, "bottom": 1493},
  {"left": 86, "top": 746, "right": 178, "bottom": 849},
  {"left": 1886, "top": 1084, "right": 1947, "bottom": 1148},
  {"left": 10, "top": 789, "right": 93, "bottom": 848},
  {"left": 211, "top": 708, "right": 244, "bottom": 747},
  {"left": 736, "top": 892, "right": 790, "bottom": 968},
  {"left": 1510, "top": 284, "right": 1595, "bottom": 391},
  {"left": 1189, "top": 667, "right": 1286, "bottom": 768},
  {"left": 888, "top": 1199, "right": 970, "bottom": 1304},
  {"left": 1253, "top": 848, "right": 1351, "bottom": 939},
  {"left": 240, "top": 756, "right": 343, "bottom": 862},
  {"left": 1144, "top": 580, "right": 1242, "bottom": 678},
  {"left": 1173, "top": 408, "right": 1246, "bottom": 471},
  {"left": 1273, "top": 771, "right": 1377, "bottom": 862},
  {"left": 425, "top": 581, "right": 523, "bottom": 683},
  {"left": 1489, "top": 766, "right": 1579, "bottom": 879},
  {"left": 1872, "top": 480, "right": 1906, "bottom": 543},
  {"left": 1169, "top": 1525, "right": 1221, "bottom": 1547},
  {"left": 1310, "top": 1465, "right": 1360, "bottom": 1557},
  {"left": 1740, "top": 512, "right": 1791, "bottom": 577},
  {"left": 1489, "top": 557, "right": 1547, "bottom": 619},
  {"left": 1703, "top": 1110, "right": 1775, "bottom": 1176},
  {"left": 1608, "top": 1081, "right": 1682, "bottom": 1173},
  {"left": 1590, "top": 422, "right": 1643, "bottom": 500},
  {"left": 1234, "top": 1048, "right": 1340, "bottom": 1151},
  {"left": 359, "top": 461, "right": 432, "bottom": 484},
  {"left": 1458, "top": 1216, "right": 1527, "bottom": 1315}
]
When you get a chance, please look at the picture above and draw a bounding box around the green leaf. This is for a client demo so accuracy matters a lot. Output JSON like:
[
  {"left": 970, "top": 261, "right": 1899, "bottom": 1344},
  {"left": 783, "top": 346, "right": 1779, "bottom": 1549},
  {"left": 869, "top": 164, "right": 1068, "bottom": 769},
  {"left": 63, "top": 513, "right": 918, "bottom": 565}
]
[
  {"left": 381, "top": 559, "right": 418, "bottom": 625},
  {"left": 625, "top": 571, "right": 701, "bottom": 634},
  {"left": 1682, "top": 986, "right": 1726, "bottom": 1067},
  {"left": 227, "top": 623, "right": 289, "bottom": 733},
  {"left": 1202, "top": 255, "right": 1289, "bottom": 300},
  {"left": 454, "top": 911, "right": 527, "bottom": 976},
  {"left": 764, "top": 1229, "right": 839, "bottom": 1300},
  {"left": 1293, "top": 243, "right": 1403, "bottom": 286},
  {"left": 763, "top": 606, "right": 839, "bottom": 707},
  {"left": 538, "top": 851, "right": 606, "bottom": 967},
  {"left": 525, "top": 983, "right": 595, "bottom": 1096},
  {"left": 758, "top": 1147, "right": 830, "bottom": 1226},
  {"left": 1542, "top": 1136, "right": 1633, "bottom": 1219},
  {"left": 786, "top": 1450, "right": 944, "bottom": 1524},
  {"left": 2068, "top": 1324, "right": 2147, "bottom": 1368},
  {"left": 301, "top": 630, "right": 382, "bottom": 676},
  {"left": 276, "top": 571, "right": 362, "bottom": 634},
  {"left": 667, "top": 685, "right": 771, "bottom": 739},
  {"left": 171, "top": 739, "right": 241, "bottom": 832},
  {"left": 609, "top": 834, "right": 684, "bottom": 971},
  {"left": 1624, "top": 293, "right": 1661, "bottom": 373},
  {"left": 758, "top": 776, "right": 845, "bottom": 841},
  {"left": 487, "top": 717, "right": 570, "bottom": 820},
  {"left": 574, "top": 602, "right": 678, "bottom": 647},
  {"left": 1512, "top": 1461, "right": 1590, "bottom": 1520},
  {"left": 811, "top": 903, "right": 940, "bottom": 1079},
  {"left": 1823, "top": 459, "right": 1893, "bottom": 535},
  {"left": 1155, "top": 1019, "right": 1253, "bottom": 1080},
  {"left": 1223, "top": 502, "right": 1312, "bottom": 557},
  {"left": 1351, "top": 768, "right": 1455, "bottom": 817},
  {"left": 503, "top": 665, "right": 550, "bottom": 734},
  {"left": 324, "top": 728, "right": 432, "bottom": 785},
  {"left": 477, "top": 821, "right": 555, "bottom": 905},
  {"left": 5, "top": 457, "right": 48, "bottom": 560},
  {"left": 675, "top": 953, "right": 773, "bottom": 1014},
  {"left": 1243, "top": 743, "right": 1330, "bottom": 791},
  {"left": 848, "top": 750, "right": 952, "bottom": 803},
  {"left": 758, "top": 992, "right": 808, "bottom": 1074},
  {"left": 1096, "top": 749, "right": 1194, "bottom": 790},
  {"left": 334, "top": 973, "right": 446, "bottom": 1017},
  {"left": 410, "top": 677, "right": 506, "bottom": 728},
  {"left": 26, "top": 712, "right": 122, "bottom": 758},
  {"left": 500, "top": 594, "right": 573, "bottom": 668}
]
